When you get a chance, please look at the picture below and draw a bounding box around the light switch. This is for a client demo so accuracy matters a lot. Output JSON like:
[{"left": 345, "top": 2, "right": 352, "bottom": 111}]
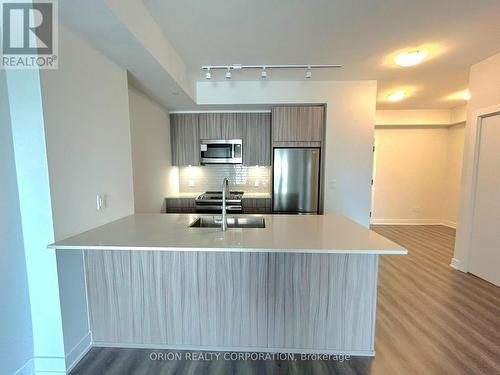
[{"left": 96, "top": 194, "right": 106, "bottom": 210}]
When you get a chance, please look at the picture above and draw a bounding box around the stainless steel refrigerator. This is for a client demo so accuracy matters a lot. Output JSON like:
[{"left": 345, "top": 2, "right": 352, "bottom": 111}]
[{"left": 273, "top": 148, "right": 320, "bottom": 214}]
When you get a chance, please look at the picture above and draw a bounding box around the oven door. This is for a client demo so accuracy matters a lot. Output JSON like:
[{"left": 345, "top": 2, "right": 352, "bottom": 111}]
[{"left": 200, "top": 139, "right": 242, "bottom": 164}]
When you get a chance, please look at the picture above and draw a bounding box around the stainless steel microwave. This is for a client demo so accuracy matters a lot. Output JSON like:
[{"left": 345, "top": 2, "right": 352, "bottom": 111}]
[{"left": 200, "top": 139, "right": 243, "bottom": 164}]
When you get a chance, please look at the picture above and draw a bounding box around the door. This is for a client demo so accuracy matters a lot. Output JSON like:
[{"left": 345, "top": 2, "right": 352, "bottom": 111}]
[
  {"left": 243, "top": 113, "right": 271, "bottom": 166},
  {"left": 199, "top": 113, "right": 222, "bottom": 139},
  {"left": 469, "top": 113, "right": 500, "bottom": 286},
  {"left": 273, "top": 148, "right": 320, "bottom": 213},
  {"left": 170, "top": 114, "right": 200, "bottom": 166}
]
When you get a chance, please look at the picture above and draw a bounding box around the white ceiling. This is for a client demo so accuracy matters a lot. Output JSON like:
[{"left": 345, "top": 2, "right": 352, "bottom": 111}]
[{"left": 143, "top": 0, "right": 500, "bottom": 109}]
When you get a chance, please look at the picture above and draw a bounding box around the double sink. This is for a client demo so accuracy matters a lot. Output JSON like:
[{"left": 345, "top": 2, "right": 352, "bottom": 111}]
[{"left": 189, "top": 216, "right": 265, "bottom": 229}]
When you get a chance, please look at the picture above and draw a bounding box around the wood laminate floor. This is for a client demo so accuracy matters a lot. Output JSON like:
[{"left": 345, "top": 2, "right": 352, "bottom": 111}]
[{"left": 70, "top": 225, "right": 500, "bottom": 375}]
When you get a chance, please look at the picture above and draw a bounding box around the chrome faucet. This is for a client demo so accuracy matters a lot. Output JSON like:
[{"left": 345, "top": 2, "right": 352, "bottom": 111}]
[{"left": 221, "top": 177, "right": 229, "bottom": 231}]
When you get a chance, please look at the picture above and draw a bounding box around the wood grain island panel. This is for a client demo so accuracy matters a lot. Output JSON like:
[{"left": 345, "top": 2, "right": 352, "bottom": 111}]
[{"left": 85, "top": 250, "right": 378, "bottom": 355}]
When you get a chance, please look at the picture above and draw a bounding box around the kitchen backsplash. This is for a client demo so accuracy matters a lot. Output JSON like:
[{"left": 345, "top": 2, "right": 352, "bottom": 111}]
[{"left": 179, "top": 165, "right": 271, "bottom": 193}]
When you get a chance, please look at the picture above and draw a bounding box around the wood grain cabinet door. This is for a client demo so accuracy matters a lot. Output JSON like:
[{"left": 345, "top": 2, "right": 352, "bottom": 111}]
[
  {"left": 272, "top": 106, "right": 324, "bottom": 142},
  {"left": 165, "top": 198, "right": 196, "bottom": 213},
  {"left": 199, "top": 113, "right": 222, "bottom": 140},
  {"left": 268, "top": 253, "right": 377, "bottom": 351},
  {"left": 243, "top": 113, "right": 271, "bottom": 166},
  {"left": 170, "top": 114, "right": 200, "bottom": 166},
  {"left": 221, "top": 113, "right": 244, "bottom": 139},
  {"left": 85, "top": 251, "right": 269, "bottom": 348}
]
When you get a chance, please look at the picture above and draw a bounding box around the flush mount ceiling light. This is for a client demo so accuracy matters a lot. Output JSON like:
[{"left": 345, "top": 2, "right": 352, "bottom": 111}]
[
  {"left": 446, "top": 89, "right": 472, "bottom": 101},
  {"left": 202, "top": 64, "right": 342, "bottom": 80},
  {"left": 394, "top": 50, "right": 428, "bottom": 67},
  {"left": 387, "top": 90, "right": 406, "bottom": 102}
]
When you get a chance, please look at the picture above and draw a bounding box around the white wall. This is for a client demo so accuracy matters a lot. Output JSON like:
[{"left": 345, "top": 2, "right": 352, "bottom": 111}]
[
  {"left": 0, "top": 71, "right": 35, "bottom": 375},
  {"left": 6, "top": 68, "right": 66, "bottom": 373},
  {"left": 40, "top": 25, "right": 135, "bottom": 368},
  {"left": 372, "top": 106, "right": 466, "bottom": 226},
  {"left": 451, "top": 105, "right": 467, "bottom": 124},
  {"left": 375, "top": 109, "right": 453, "bottom": 125},
  {"left": 454, "top": 51, "right": 500, "bottom": 271},
  {"left": 197, "top": 80, "right": 377, "bottom": 227},
  {"left": 372, "top": 127, "right": 450, "bottom": 224},
  {"left": 128, "top": 85, "right": 177, "bottom": 212},
  {"left": 441, "top": 124, "right": 466, "bottom": 227}
]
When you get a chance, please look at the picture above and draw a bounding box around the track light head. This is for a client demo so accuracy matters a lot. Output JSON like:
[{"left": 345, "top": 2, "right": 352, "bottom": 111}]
[
  {"left": 225, "top": 68, "right": 231, "bottom": 79},
  {"left": 305, "top": 67, "right": 312, "bottom": 79},
  {"left": 261, "top": 67, "right": 267, "bottom": 79},
  {"left": 205, "top": 68, "right": 211, "bottom": 80}
]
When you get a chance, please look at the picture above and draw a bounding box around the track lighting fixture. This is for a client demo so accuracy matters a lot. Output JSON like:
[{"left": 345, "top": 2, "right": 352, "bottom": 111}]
[{"left": 201, "top": 64, "right": 341, "bottom": 80}]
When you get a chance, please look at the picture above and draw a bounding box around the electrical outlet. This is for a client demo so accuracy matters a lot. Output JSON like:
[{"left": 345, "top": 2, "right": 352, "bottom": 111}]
[
  {"left": 412, "top": 206, "right": 420, "bottom": 213},
  {"left": 96, "top": 194, "right": 106, "bottom": 211}
]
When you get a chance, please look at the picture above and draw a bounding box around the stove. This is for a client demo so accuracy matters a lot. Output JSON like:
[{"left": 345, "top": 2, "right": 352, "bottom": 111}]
[{"left": 195, "top": 191, "right": 244, "bottom": 213}]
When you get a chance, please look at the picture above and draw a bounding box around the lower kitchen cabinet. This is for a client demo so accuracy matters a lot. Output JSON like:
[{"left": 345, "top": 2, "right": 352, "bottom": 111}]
[
  {"left": 165, "top": 198, "right": 196, "bottom": 213},
  {"left": 267, "top": 253, "right": 377, "bottom": 350},
  {"left": 242, "top": 198, "right": 272, "bottom": 214},
  {"left": 85, "top": 251, "right": 269, "bottom": 347}
]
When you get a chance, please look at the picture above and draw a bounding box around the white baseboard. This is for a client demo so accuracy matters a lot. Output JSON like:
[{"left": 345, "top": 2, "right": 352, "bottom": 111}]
[
  {"left": 13, "top": 359, "right": 35, "bottom": 375},
  {"left": 93, "top": 341, "right": 374, "bottom": 357},
  {"left": 66, "top": 331, "right": 92, "bottom": 373},
  {"left": 450, "top": 258, "right": 467, "bottom": 272},
  {"left": 440, "top": 220, "right": 457, "bottom": 228},
  {"left": 370, "top": 218, "right": 442, "bottom": 225},
  {"left": 370, "top": 218, "right": 458, "bottom": 228}
]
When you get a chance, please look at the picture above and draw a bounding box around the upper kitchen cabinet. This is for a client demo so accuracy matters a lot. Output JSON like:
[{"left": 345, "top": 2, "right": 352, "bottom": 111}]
[
  {"left": 222, "top": 113, "right": 244, "bottom": 139},
  {"left": 199, "top": 113, "right": 244, "bottom": 139},
  {"left": 272, "top": 106, "right": 325, "bottom": 142},
  {"left": 199, "top": 113, "right": 222, "bottom": 139},
  {"left": 170, "top": 113, "right": 200, "bottom": 166},
  {"left": 170, "top": 112, "right": 270, "bottom": 166},
  {"left": 243, "top": 113, "right": 271, "bottom": 166}
]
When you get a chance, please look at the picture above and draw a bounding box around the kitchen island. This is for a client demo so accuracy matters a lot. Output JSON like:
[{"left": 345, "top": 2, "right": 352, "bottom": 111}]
[{"left": 49, "top": 214, "right": 406, "bottom": 356}]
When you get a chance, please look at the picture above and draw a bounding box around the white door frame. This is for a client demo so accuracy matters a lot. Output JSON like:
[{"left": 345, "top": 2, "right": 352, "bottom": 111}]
[
  {"left": 454, "top": 104, "right": 500, "bottom": 272},
  {"left": 370, "top": 135, "right": 378, "bottom": 225}
]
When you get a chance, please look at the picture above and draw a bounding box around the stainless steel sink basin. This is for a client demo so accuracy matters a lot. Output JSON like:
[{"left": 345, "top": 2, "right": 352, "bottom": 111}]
[{"left": 189, "top": 216, "right": 265, "bottom": 228}]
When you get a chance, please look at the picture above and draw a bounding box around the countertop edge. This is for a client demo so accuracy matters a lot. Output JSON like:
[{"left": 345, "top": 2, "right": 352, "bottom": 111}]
[{"left": 47, "top": 244, "right": 408, "bottom": 255}]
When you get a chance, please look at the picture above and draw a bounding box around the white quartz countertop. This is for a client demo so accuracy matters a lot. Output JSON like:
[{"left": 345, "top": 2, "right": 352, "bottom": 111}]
[{"left": 48, "top": 214, "right": 407, "bottom": 255}]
